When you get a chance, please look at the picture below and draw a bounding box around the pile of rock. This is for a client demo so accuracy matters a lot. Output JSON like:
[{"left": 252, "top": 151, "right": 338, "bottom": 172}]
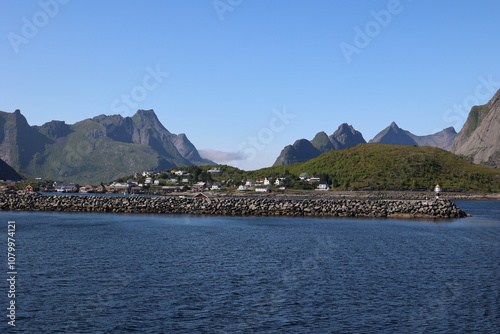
[{"left": 0, "top": 192, "right": 468, "bottom": 219}]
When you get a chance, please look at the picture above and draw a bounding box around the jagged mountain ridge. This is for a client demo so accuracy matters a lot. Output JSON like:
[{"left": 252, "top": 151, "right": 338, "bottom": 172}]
[
  {"left": 369, "top": 122, "right": 457, "bottom": 150},
  {"left": 451, "top": 89, "right": 500, "bottom": 167},
  {"left": 274, "top": 121, "right": 459, "bottom": 167},
  {"left": 273, "top": 123, "right": 366, "bottom": 166},
  {"left": 0, "top": 109, "right": 214, "bottom": 184}
]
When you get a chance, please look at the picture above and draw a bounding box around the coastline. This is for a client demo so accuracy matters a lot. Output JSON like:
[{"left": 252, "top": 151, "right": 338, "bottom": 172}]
[
  {"left": 0, "top": 192, "right": 469, "bottom": 219},
  {"left": 206, "top": 190, "right": 500, "bottom": 201}
]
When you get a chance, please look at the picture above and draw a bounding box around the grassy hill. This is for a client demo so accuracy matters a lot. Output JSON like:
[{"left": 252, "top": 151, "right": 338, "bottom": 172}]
[
  {"left": 250, "top": 144, "right": 500, "bottom": 192},
  {"left": 115, "top": 144, "right": 499, "bottom": 192}
]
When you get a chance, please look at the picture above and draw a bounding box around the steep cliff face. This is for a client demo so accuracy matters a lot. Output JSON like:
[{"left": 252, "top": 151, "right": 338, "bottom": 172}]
[
  {"left": 171, "top": 133, "right": 213, "bottom": 165},
  {"left": 0, "top": 110, "right": 50, "bottom": 170},
  {"left": 273, "top": 123, "right": 366, "bottom": 166},
  {"left": 451, "top": 89, "right": 500, "bottom": 167},
  {"left": 0, "top": 109, "right": 214, "bottom": 183}
]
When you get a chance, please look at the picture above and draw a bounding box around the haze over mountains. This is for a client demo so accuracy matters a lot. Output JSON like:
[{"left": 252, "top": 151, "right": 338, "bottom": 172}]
[{"left": 0, "top": 109, "right": 213, "bottom": 184}]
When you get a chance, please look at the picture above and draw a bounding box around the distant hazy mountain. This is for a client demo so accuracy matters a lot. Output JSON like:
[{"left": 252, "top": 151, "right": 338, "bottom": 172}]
[
  {"left": 451, "top": 89, "right": 500, "bottom": 167},
  {"left": 409, "top": 127, "right": 457, "bottom": 151},
  {"left": 369, "top": 122, "right": 457, "bottom": 150},
  {"left": 0, "top": 109, "right": 214, "bottom": 184},
  {"left": 273, "top": 123, "right": 366, "bottom": 166}
]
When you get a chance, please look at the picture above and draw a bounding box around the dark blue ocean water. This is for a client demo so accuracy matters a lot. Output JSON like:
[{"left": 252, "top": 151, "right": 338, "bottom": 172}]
[{"left": 0, "top": 200, "right": 499, "bottom": 333}]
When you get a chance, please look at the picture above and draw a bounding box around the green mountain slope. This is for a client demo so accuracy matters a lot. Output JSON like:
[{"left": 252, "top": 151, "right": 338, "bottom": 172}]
[
  {"left": 0, "top": 109, "right": 214, "bottom": 184},
  {"left": 255, "top": 144, "right": 500, "bottom": 191}
]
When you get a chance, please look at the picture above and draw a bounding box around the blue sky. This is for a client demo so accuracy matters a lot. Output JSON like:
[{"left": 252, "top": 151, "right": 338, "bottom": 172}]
[{"left": 1, "top": 0, "right": 499, "bottom": 170}]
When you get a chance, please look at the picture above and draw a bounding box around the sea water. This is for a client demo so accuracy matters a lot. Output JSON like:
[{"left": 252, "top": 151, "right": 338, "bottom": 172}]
[{"left": 0, "top": 200, "right": 498, "bottom": 333}]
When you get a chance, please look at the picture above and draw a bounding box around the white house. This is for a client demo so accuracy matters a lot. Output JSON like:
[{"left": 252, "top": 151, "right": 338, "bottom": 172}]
[
  {"left": 211, "top": 183, "right": 224, "bottom": 190},
  {"left": 238, "top": 185, "right": 249, "bottom": 191},
  {"left": 309, "top": 176, "right": 321, "bottom": 183},
  {"left": 167, "top": 177, "right": 179, "bottom": 184},
  {"left": 245, "top": 179, "right": 255, "bottom": 187},
  {"left": 275, "top": 178, "right": 284, "bottom": 186},
  {"left": 255, "top": 185, "right": 271, "bottom": 193},
  {"left": 175, "top": 170, "right": 187, "bottom": 176},
  {"left": 263, "top": 177, "right": 272, "bottom": 185},
  {"left": 207, "top": 167, "right": 222, "bottom": 173},
  {"left": 317, "top": 182, "right": 329, "bottom": 191},
  {"left": 299, "top": 172, "right": 310, "bottom": 180}
]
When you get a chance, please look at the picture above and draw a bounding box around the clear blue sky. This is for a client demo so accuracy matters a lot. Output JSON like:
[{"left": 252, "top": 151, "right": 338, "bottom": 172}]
[{"left": 1, "top": 0, "right": 499, "bottom": 170}]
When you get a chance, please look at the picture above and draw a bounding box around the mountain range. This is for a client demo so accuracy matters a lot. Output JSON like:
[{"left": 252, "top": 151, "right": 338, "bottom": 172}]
[
  {"left": 0, "top": 89, "right": 498, "bottom": 184},
  {"left": 273, "top": 122, "right": 457, "bottom": 167},
  {"left": 0, "top": 109, "right": 213, "bottom": 184},
  {"left": 274, "top": 89, "right": 500, "bottom": 168}
]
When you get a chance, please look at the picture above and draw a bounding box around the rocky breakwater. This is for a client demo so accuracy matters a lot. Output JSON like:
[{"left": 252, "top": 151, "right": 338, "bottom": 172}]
[{"left": 0, "top": 192, "right": 469, "bottom": 219}]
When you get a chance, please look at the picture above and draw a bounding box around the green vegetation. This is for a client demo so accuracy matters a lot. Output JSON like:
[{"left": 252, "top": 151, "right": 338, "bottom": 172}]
[
  {"left": 462, "top": 104, "right": 490, "bottom": 138},
  {"left": 116, "top": 144, "right": 500, "bottom": 192},
  {"left": 258, "top": 144, "right": 500, "bottom": 192}
]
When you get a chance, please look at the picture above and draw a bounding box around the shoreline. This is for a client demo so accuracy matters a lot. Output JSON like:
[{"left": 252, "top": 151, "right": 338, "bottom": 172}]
[
  {"left": 0, "top": 192, "right": 469, "bottom": 219},
  {"left": 198, "top": 190, "right": 500, "bottom": 201}
]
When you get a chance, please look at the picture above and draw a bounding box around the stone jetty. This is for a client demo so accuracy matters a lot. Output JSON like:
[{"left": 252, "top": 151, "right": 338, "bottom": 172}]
[{"left": 0, "top": 192, "right": 468, "bottom": 218}]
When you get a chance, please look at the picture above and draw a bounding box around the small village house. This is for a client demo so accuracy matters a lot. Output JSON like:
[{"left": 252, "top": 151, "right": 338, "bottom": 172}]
[
  {"left": 207, "top": 167, "right": 222, "bottom": 173},
  {"left": 317, "top": 182, "right": 329, "bottom": 191},
  {"left": 263, "top": 177, "right": 273, "bottom": 185},
  {"left": 211, "top": 183, "right": 224, "bottom": 190},
  {"left": 299, "top": 173, "right": 310, "bottom": 180},
  {"left": 255, "top": 185, "right": 271, "bottom": 193},
  {"left": 238, "top": 185, "right": 249, "bottom": 191},
  {"left": 245, "top": 179, "right": 255, "bottom": 187}
]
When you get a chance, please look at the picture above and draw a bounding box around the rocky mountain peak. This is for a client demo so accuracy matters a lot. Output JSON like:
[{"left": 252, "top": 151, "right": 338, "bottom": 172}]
[
  {"left": 444, "top": 127, "right": 457, "bottom": 134},
  {"left": 332, "top": 123, "right": 366, "bottom": 148},
  {"left": 36, "top": 120, "right": 72, "bottom": 139},
  {"left": 451, "top": 89, "right": 500, "bottom": 167},
  {"left": 273, "top": 123, "right": 365, "bottom": 166},
  {"left": 0, "top": 109, "right": 213, "bottom": 183},
  {"left": 370, "top": 122, "right": 418, "bottom": 146}
]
